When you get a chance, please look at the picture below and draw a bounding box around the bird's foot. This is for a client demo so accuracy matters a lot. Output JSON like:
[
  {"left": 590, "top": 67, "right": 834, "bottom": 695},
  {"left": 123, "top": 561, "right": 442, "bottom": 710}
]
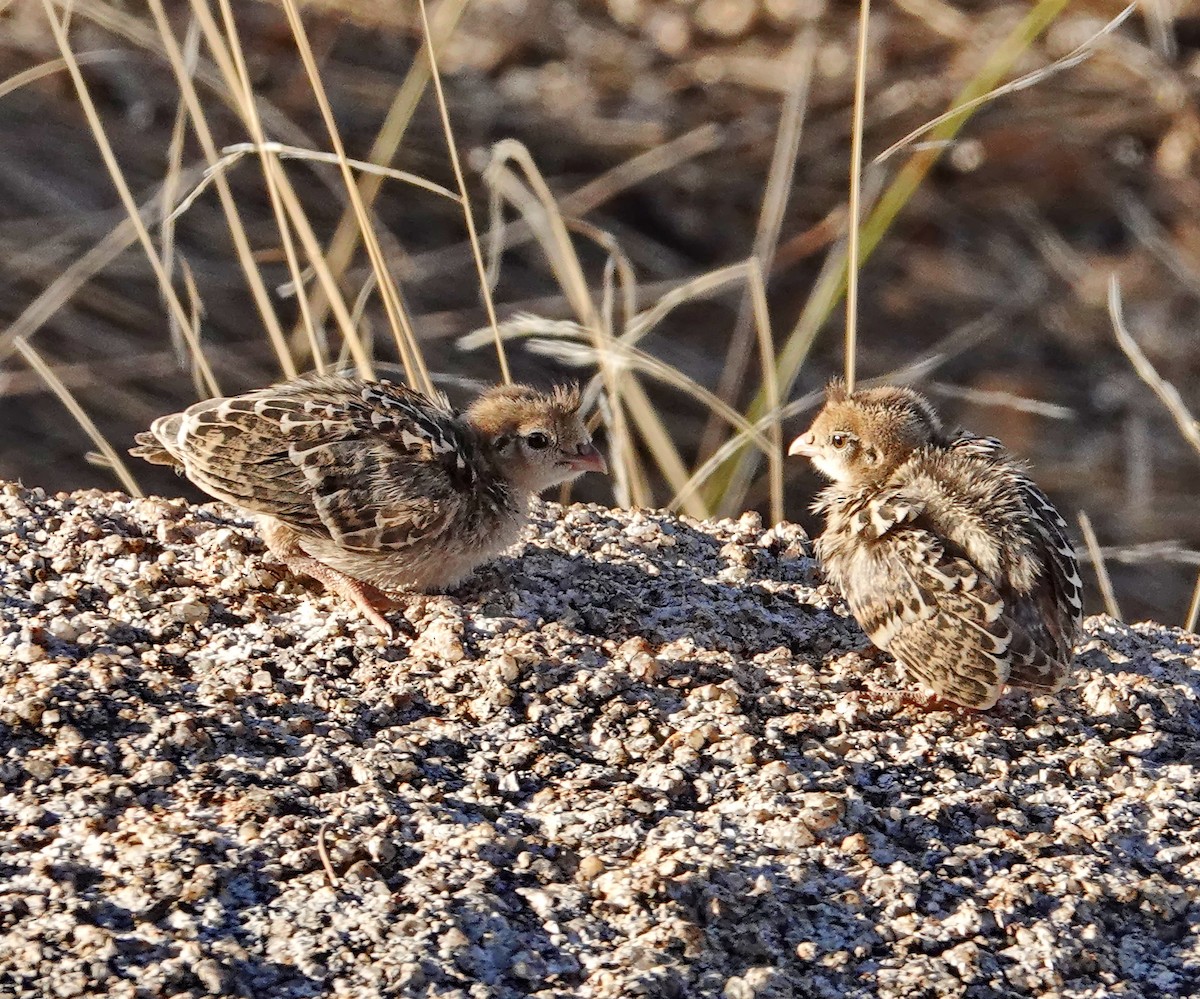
[{"left": 274, "top": 552, "right": 403, "bottom": 638}]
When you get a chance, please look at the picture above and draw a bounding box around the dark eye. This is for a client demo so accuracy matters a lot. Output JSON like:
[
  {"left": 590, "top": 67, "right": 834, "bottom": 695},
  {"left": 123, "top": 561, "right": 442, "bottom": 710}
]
[
  {"left": 526, "top": 431, "right": 552, "bottom": 451},
  {"left": 830, "top": 433, "right": 849, "bottom": 450}
]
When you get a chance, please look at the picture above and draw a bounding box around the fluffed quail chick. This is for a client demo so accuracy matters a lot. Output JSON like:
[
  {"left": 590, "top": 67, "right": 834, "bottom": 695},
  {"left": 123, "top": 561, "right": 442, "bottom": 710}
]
[
  {"left": 788, "top": 381, "right": 1083, "bottom": 709},
  {"left": 131, "top": 374, "right": 607, "bottom": 636}
]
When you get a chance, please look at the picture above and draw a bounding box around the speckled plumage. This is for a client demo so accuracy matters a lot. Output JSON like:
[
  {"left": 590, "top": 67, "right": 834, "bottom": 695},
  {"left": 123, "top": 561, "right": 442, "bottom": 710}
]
[
  {"left": 131, "top": 374, "right": 606, "bottom": 635},
  {"left": 789, "top": 381, "right": 1083, "bottom": 709}
]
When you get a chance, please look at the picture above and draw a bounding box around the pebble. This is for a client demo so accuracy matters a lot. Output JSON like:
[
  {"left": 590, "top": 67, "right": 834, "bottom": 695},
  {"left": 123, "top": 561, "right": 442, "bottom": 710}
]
[{"left": 1, "top": 481, "right": 1198, "bottom": 998}]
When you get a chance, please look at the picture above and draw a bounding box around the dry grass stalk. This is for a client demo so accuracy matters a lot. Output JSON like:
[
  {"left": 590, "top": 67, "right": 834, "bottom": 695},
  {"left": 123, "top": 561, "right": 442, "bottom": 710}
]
[
  {"left": 12, "top": 339, "right": 143, "bottom": 497},
  {"left": 296, "top": 0, "right": 471, "bottom": 354},
  {"left": 416, "top": 0, "right": 508, "bottom": 383},
  {"left": 275, "top": 0, "right": 430, "bottom": 390},
  {"left": 1187, "top": 571, "right": 1200, "bottom": 634},
  {"left": 873, "top": 3, "right": 1138, "bottom": 166},
  {"left": 146, "top": 0, "right": 297, "bottom": 380},
  {"left": 844, "top": 0, "right": 871, "bottom": 395},
  {"left": 39, "top": 0, "right": 220, "bottom": 395},
  {"left": 703, "top": 26, "right": 815, "bottom": 461},
  {"left": 709, "top": 0, "right": 1073, "bottom": 511},
  {"left": 1108, "top": 275, "right": 1200, "bottom": 460},
  {"left": 1078, "top": 511, "right": 1122, "bottom": 621}
]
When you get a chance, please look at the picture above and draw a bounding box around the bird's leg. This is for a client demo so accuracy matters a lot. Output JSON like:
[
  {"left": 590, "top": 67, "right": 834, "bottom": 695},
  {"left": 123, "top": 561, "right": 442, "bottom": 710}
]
[
  {"left": 284, "top": 552, "right": 398, "bottom": 638},
  {"left": 259, "top": 522, "right": 400, "bottom": 637}
]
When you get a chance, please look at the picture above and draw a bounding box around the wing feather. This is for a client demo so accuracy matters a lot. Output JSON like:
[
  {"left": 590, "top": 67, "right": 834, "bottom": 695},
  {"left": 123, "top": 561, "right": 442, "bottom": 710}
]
[
  {"left": 135, "top": 375, "right": 479, "bottom": 551},
  {"left": 846, "top": 526, "right": 1013, "bottom": 709}
]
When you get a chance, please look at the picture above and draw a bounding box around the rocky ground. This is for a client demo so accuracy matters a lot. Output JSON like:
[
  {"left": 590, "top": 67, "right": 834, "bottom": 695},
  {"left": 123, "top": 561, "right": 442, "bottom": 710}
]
[{"left": 1, "top": 481, "right": 1199, "bottom": 998}]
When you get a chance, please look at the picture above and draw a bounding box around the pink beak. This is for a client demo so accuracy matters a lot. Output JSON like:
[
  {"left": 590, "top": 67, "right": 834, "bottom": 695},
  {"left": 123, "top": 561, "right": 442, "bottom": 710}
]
[
  {"left": 788, "top": 433, "right": 818, "bottom": 459},
  {"left": 567, "top": 442, "right": 608, "bottom": 474}
]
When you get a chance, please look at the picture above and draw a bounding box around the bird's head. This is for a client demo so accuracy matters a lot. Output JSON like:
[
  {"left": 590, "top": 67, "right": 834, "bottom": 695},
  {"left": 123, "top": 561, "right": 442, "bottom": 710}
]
[
  {"left": 467, "top": 383, "right": 607, "bottom": 493},
  {"left": 788, "top": 380, "right": 944, "bottom": 488}
]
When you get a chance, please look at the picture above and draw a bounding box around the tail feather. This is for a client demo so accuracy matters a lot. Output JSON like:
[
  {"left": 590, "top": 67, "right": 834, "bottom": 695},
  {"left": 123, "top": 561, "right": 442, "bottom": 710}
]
[{"left": 129, "top": 420, "right": 182, "bottom": 468}]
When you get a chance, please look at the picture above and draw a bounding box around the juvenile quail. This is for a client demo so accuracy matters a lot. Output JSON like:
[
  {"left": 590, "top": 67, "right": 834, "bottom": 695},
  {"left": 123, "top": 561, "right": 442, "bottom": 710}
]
[
  {"left": 788, "top": 381, "right": 1082, "bottom": 709},
  {"left": 131, "top": 374, "right": 607, "bottom": 636}
]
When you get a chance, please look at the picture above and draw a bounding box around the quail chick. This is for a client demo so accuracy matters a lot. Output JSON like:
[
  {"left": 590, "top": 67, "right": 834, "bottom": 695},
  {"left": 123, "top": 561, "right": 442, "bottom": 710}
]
[
  {"left": 131, "top": 375, "right": 607, "bottom": 636},
  {"left": 788, "top": 381, "right": 1083, "bottom": 709}
]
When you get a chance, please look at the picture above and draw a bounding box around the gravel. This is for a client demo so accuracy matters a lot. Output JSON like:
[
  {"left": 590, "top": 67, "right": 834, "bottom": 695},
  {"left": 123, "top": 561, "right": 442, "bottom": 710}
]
[{"left": 2, "top": 480, "right": 1199, "bottom": 998}]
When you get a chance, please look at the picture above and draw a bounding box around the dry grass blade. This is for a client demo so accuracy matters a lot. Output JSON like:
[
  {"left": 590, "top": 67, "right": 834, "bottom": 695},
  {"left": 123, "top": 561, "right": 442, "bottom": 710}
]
[
  {"left": 416, "top": 124, "right": 724, "bottom": 283},
  {"left": 202, "top": 0, "right": 325, "bottom": 376},
  {"left": 417, "top": 0, "right": 509, "bottom": 383},
  {"left": 196, "top": 0, "right": 376, "bottom": 376},
  {"left": 11, "top": 339, "right": 143, "bottom": 497},
  {"left": 874, "top": 3, "right": 1137, "bottom": 165},
  {"left": 147, "top": 0, "right": 296, "bottom": 381},
  {"left": 522, "top": 334, "right": 773, "bottom": 454},
  {"left": 845, "top": 0, "right": 871, "bottom": 394},
  {"left": 483, "top": 141, "right": 639, "bottom": 504},
  {"left": 704, "top": 28, "right": 814, "bottom": 460},
  {"left": 715, "top": 0, "right": 1072, "bottom": 510},
  {"left": 0, "top": 214, "right": 141, "bottom": 364},
  {"left": 168, "top": 143, "right": 462, "bottom": 222},
  {"left": 1074, "top": 543, "right": 1200, "bottom": 567},
  {"left": 714, "top": 261, "right": 782, "bottom": 521},
  {"left": 1186, "top": 571, "right": 1200, "bottom": 634},
  {"left": 276, "top": 0, "right": 430, "bottom": 391},
  {"left": 39, "top": 0, "right": 220, "bottom": 396},
  {"left": 160, "top": 20, "right": 195, "bottom": 367},
  {"left": 1078, "top": 511, "right": 1122, "bottom": 621},
  {"left": 925, "top": 382, "right": 1074, "bottom": 420},
  {"left": 625, "top": 262, "right": 760, "bottom": 346},
  {"left": 0, "top": 49, "right": 131, "bottom": 100},
  {"left": 1108, "top": 275, "right": 1200, "bottom": 459},
  {"left": 300, "top": 0, "right": 470, "bottom": 347}
]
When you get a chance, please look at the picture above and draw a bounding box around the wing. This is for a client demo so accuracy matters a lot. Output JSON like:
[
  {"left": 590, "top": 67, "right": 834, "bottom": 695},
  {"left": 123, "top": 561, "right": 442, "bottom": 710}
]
[
  {"left": 1012, "top": 473, "right": 1084, "bottom": 629},
  {"left": 153, "top": 375, "right": 477, "bottom": 551},
  {"left": 946, "top": 433, "right": 1083, "bottom": 666},
  {"left": 847, "top": 525, "right": 1014, "bottom": 709}
]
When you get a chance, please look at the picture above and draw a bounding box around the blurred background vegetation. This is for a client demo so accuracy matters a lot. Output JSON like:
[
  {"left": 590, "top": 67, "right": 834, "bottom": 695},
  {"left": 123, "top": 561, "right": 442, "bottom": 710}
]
[{"left": 2, "top": 0, "right": 1198, "bottom": 625}]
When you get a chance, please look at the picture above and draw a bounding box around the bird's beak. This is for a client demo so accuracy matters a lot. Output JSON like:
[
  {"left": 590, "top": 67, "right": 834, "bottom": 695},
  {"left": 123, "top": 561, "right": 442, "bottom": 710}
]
[
  {"left": 567, "top": 442, "right": 608, "bottom": 474},
  {"left": 788, "top": 433, "right": 818, "bottom": 459}
]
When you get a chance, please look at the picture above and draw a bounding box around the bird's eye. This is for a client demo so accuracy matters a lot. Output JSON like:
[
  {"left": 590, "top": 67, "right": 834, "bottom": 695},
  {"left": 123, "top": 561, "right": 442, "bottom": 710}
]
[
  {"left": 526, "top": 431, "right": 552, "bottom": 450},
  {"left": 830, "top": 433, "right": 849, "bottom": 450}
]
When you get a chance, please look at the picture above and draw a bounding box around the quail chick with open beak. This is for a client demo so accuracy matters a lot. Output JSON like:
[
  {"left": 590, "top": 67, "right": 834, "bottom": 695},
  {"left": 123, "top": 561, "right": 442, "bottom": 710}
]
[
  {"left": 132, "top": 375, "right": 606, "bottom": 636},
  {"left": 789, "top": 381, "right": 1082, "bottom": 709}
]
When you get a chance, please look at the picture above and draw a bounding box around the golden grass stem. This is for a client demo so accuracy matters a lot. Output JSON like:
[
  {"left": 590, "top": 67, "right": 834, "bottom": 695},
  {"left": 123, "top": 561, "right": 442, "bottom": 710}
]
[
  {"left": 702, "top": 29, "right": 814, "bottom": 462},
  {"left": 298, "top": 0, "right": 470, "bottom": 353},
  {"left": 1078, "top": 511, "right": 1122, "bottom": 621},
  {"left": 416, "top": 0, "right": 509, "bottom": 384},
  {"left": 845, "top": 0, "right": 871, "bottom": 394},
  {"left": 187, "top": 0, "right": 370, "bottom": 376},
  {"left": 169, "top": 144, "right": 461, "bottom": 223},
  {"left": 39, "top": 0, "right": 220, "bottom": 396},
  {"left": 0, "top": 50, "right": 129, "bottom": 101},
  {"left": 711, "top": 0, "right": 1071, "bottom": 511},
  {"left": 484, "top": 142, "right": 635, "bottom": 502},
  {"left": 874, "top": 3, "right": 1137, "bottom": 166},
  {"left": 210, "top": 0, "right": 328, "bottom": 375},
  {"left": 12, "top": 339, "right": 143, "bottom": 497},
  {"left": 145, "top": 0, "right": 297, "bottom": 381},
  {"left": 1108, "top": 275, "right": 1200, "bottom": 459},
  {"left": 0, "top": 215, "right": 139, "bottom": 364},
  {"left": 747, "top": 260, "right": 782, "bottom": 525},
  {"left": 160, "top": 21, "right": 195, "bottom": 369},
  {"left": 1186, "top": 570, "right": 1200, "bottom": 634},
  {"left": 275, "top": 0, "right": 431, "bottom": 393}
]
